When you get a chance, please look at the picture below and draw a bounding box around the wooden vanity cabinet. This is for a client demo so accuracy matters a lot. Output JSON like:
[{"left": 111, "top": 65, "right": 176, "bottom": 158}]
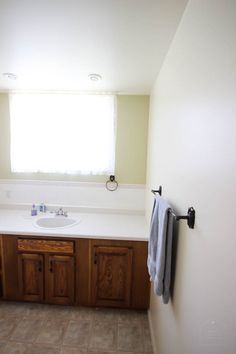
[
  {"left": 1, "top": 236, "right": 75, "bottom": 305},
  {"left": 91, "top": 245, "right": 133, "bottom": 307},
  {"left": 1, "top": 235, "right": 150, "bottom": 309},
  {"left": 45, "top": 254, "right": 75, "bottom": 305},
  {"left": 90, "top": 239, "right": 150, "bottom": 309},
  {"left": 0, "top": 236, "right": 2, "bottom": 297},
  {"left": 18, "top": 253, "right": 44, "bottom": 302},
  {"left": 17, "top": 253, "right": 75, "bottom": 305}
]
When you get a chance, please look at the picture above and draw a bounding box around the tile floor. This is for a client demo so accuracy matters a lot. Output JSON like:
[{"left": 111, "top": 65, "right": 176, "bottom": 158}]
[{"left": 0, "top": 301, "right": 153, "bottom": 354}]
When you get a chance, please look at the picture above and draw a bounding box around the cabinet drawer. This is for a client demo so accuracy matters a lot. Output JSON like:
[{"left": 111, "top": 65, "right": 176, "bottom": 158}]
[{"left": 17, "top": 239, "right": 74, "bottom": 254}]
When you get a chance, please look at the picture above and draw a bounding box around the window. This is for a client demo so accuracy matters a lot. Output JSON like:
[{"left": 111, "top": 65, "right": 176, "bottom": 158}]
[{"left": 9, "top": 93, "right": 116, "bottom": 175}]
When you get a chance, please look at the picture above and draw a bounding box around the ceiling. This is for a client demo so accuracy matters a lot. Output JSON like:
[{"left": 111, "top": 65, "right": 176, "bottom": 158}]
[{"left": 0, "top": 0, "right": 188, "bottom": 94}]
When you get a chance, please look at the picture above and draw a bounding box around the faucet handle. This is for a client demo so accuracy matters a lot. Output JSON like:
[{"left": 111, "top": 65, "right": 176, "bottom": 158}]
[
  {"left": 55, "top": 208, "right": 68, "bottom": 216},
  {"left": 55, "top": 208, "right": 62, "bottom": 216}
]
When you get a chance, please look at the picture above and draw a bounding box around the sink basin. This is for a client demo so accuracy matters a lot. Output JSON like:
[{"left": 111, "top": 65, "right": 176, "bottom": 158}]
[{"left": 35, "top": 217, "right": 78, "bottom": 229}]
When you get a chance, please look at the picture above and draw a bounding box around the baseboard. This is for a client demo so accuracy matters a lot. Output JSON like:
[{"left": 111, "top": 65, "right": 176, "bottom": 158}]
[{"left": 148, "top": 308, "right": 158, "bottom": 354}]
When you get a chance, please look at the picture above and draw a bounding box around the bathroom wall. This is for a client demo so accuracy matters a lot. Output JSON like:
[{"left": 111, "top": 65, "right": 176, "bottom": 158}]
[
  {"left": 0, "top": 94, "right": 149, "bottom": 184},
  {"left": 0, "top": 179, "right": 145, "bottom": 213},
  {"left": 146, "top": 1, "right": 236, "bottom": 354}
]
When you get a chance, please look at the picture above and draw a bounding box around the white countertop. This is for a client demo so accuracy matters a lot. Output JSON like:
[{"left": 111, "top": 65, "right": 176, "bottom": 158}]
[{"left": 0, "top": 209, "right": 149, "bottom": 241}]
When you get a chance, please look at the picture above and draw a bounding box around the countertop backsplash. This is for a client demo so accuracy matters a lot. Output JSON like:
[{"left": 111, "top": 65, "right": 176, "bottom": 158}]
[{"left": 0, "top": 179, "right": 146, "bottom": 215}]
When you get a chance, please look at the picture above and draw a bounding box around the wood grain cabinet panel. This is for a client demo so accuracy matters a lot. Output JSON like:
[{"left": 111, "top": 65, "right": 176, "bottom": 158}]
[
  {"left": 45, "top": 255, "right": 75, "bottom": 305},
  {"left": 90, "top": 239, "right": 150, "bottom": 309},
  {"left": 18, "top": 253, "right": 44, "bottom": 302},
  {"left": 0, "top": 236, "right": 2, "bottom": 297},
  {"left": 16, "top": 237, "right": 75, "bottom": 305},
  {"left": 18, "top": 239, "right": 74, "bottom": 254},
  {"left": 91, "top": 246, "right": 133, "bottom": 307}
]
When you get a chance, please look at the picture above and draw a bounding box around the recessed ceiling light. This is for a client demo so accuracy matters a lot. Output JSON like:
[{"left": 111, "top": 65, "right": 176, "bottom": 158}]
[
  {"left": 88, "top": 73, "right": 102, "bottom": 82},
  {"left": 2, "top": 72, "right": 18, "bottom": 80}
]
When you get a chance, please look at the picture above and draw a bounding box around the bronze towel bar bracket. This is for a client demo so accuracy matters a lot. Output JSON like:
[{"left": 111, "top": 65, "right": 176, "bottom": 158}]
[
  {"left": 174, "top": 207, "right": 195, "bottom": 229},
  {"left": 151, "top": 186, "right": 195, "bottom": 229},
  {"left": 151, "top": 186, "right": 162, "bottom": 196}
]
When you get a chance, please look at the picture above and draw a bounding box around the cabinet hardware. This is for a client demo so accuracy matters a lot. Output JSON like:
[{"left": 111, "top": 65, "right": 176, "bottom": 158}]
[
  {"left": 94, "top": 253, "right": 98, "bottom": 264},
  {"left": 49, "top": 260, "right": 53, "bottom": 272},
  {"left": 38, "top": 260, "right": 42, "bottom": 272}
]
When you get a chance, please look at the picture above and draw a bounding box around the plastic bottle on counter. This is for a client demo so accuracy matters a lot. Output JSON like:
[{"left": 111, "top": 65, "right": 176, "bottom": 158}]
[
  {"left": 31, "top": 204, "right": 37, "bottom": 216},
  {"left": 39, "top": 203, "right": 46, "bottom": 212}
]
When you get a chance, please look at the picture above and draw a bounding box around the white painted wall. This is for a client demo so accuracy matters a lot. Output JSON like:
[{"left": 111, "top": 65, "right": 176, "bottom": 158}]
[{"left": 146, "top": 1, "right": 236, "bottom": 353}]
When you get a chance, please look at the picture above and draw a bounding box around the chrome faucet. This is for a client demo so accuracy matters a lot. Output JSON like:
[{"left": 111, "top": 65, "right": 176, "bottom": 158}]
[{"left": 55, "top": 208, "right": 68, "bottom": 217}]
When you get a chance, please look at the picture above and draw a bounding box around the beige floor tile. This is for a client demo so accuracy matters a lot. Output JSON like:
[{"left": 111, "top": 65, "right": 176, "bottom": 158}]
[
  {"left": 43, "top": 305, "right": 73, "bottom": 321},
  {"left": 61, "top": 347, "right": 87, "bottom": 354},
  {"left": 0, "top": 302, "right": 153, "bottom": 354},
  {"left": 0, "top": 317, "right": 20, "bottom": 339},
  {"left": 117, "top": 352, "right": 143, "bottom": 354},
  {"left": 63, "top": 320, "right": 91, "bottom": 348},
  {"left": 88, "top": 350, "right": 116, "bottom": 354},
  {"left": 117, "top": 323, "right": 144, "bottom": 353},
  {"left": 142, "top": 324, "right": 153, "bottom": 353},
  {"left": 35, "top": 319, "right": 68, "bottom": 345},
  {"left": 70, "top": 307, "right": 93, "bottom": 321},
  {"left": 117, "top": 310, "right": 148, "bottom": 325},
  {"left": 92, "top": 308, "right": 119, "bottom": 323},
  {"left": 0, "top": 341, "right": 28, "bottom": 354},
  {"left": 11, "top": 318, "right": 44, "bottom": 343},
  {"left": 25, "top": 343, "right": 60, "bottom": 354},
  {"left": 89, "top": 321, "right": 117, "bottom": 351},
  {"left": 0, "top": 302, "right": 27, "bottom": 319},
  {"left": 23, "top": 303, "right": 49, "bottom": 320},
  {"left": 0, "top": 303, "right": 9, "bottom": 318},
  {"left": 0, "top": 340, "right": 6, "bottom": 351}
]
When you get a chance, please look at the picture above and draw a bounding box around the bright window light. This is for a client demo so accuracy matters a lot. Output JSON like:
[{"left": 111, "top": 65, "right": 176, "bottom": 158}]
[{"left": 9, "top": 93, "right": 116, "bottom": 175}]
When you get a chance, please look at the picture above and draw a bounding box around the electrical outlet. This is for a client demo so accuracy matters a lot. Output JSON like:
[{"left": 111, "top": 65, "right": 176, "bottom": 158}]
[{"left": 5, "top": 190, "right": 11, "bottom": 199}]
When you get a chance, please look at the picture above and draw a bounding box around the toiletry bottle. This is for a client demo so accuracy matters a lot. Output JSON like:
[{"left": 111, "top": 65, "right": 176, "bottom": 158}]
[
  {"left": 40, "top": 203, "right": 46, "bottom": 212},
  {"left": 31, "top": 204, "right": 37, "bottom": 216}
]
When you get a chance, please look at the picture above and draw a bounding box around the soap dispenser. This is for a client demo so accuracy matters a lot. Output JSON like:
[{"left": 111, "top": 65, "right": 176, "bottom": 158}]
[{"left": 31, "top": 204, "right": 37, "bottom": 216}]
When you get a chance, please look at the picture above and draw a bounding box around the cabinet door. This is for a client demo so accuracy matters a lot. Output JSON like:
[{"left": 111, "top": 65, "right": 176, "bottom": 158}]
[
  {"left": 92, "top": 246, "right": 133, "bottom": 307},
  {"left": 45, "top": 255, "right": 75, "bottom": 305},
  {"left": 18, "top": 253, "right": 44, "bottom": 302},
  {"left": 0, "top": 237, "right": 2, "bottom": 298}
]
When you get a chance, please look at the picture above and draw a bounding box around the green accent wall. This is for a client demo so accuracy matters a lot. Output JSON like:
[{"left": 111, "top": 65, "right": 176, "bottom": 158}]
[{"left": 0, "top": 94, "right": 149, "bottom": 184}]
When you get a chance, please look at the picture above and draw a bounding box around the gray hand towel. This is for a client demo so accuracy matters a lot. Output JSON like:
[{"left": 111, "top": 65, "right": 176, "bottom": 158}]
[
  {"left": 147, "top": 194, "right": 175, "bottom": 304},
  {"left": 147, "top": 195, "right": 160, "bottom": 281}
]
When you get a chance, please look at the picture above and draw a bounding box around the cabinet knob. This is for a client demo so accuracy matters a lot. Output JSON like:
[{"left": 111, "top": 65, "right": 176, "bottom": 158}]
[
  {"left": 38, "top": 260, "right": 42, "bottom": 272},
  {"left": 94, "top": 253, "right": 98, "bottom": 265}
]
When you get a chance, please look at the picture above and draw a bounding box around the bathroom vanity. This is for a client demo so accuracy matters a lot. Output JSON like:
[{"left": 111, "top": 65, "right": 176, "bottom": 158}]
[
  {"left": 0, "top": 235, "right": 149, "bottom": 309},
  {"left": 0, "top": 210, "right": 150, "bottom": 309}
]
